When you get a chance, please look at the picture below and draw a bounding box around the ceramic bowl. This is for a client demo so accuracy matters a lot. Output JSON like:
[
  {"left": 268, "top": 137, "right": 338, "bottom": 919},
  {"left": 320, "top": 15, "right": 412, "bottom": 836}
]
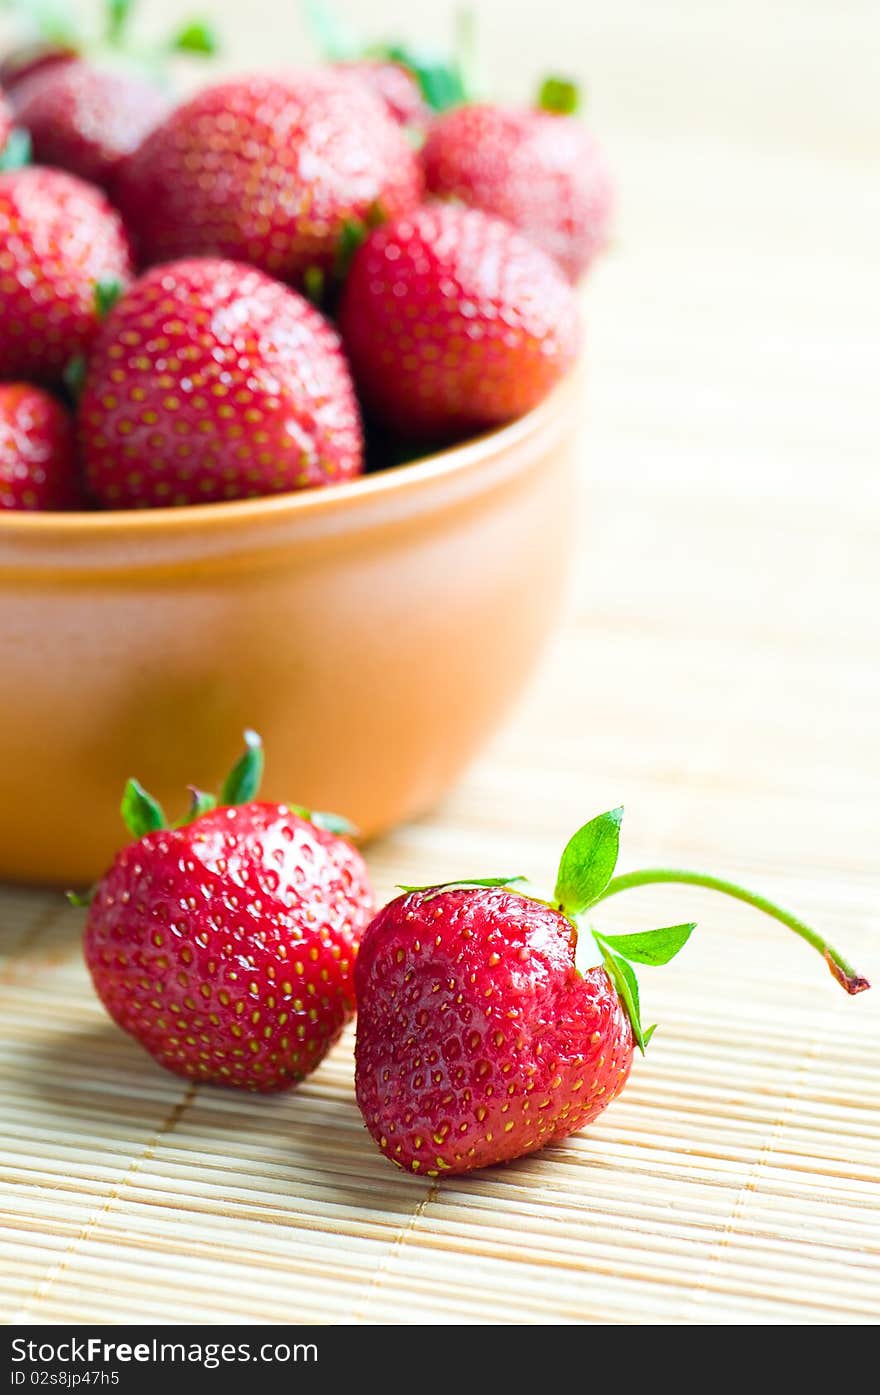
[{"left": 0, "top": 369, "right": 582, "bottom": 885}]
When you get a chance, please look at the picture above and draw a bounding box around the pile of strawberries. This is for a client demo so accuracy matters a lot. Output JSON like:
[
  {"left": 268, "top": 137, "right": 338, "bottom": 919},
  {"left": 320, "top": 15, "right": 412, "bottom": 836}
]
[{"left": 0, "top": 3, "right": 613, "bottom": 513}]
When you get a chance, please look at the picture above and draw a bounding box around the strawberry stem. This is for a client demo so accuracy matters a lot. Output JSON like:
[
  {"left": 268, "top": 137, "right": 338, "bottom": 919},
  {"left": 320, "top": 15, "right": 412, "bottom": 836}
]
[
  {"left": 538, "top": 75, "right": 580, "bottom": 115},
  {"left": 592, "top": 868, "right": 869, "bottom": 995}
]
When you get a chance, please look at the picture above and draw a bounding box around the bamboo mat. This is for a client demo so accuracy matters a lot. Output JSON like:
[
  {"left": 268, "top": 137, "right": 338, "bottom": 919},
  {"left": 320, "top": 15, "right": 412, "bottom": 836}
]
[{"left": 2, "top": 1, "right": 879, "bottom": 1325}]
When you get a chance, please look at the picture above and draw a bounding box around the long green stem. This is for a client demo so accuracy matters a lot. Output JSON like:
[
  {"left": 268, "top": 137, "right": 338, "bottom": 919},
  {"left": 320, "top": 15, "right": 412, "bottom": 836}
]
[{"left": 593, "top": 868, "right": 869, "bottom": 995}]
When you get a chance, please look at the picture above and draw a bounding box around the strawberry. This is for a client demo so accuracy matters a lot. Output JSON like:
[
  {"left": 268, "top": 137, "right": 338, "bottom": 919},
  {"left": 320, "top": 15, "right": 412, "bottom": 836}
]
[
  {"left": 116, "top": 72, "right": 423, "bottom": 286},
  {"left": 0, "top": 89, "right": 11, "bottom": 152},
  {"left": 81, "top": 732, "right": 375, "bottom": 1091},
  {"left": 421, "top": 80, "right": 614, "bottom": 282},
  {"left": 337, "top": 59, "right": 429, "bottom": 131},
  {"left": 0, "top": 166, "right": 132, "bottom": 384},
  {"left": 0, "top": 381, "right": 83, "bottom": 510},
  {"left": 304, "top": 0, "right": 468, "bottom": 133},
  {"left": 13, "top": 62, "right": 169, "bottom": 191},
  {"left": 0, "top": 43, "right": 76, "bottom": 96},
  {"left": 79, "top": 257, "right": 363, "bottom": 508},
  {"left": 338, "top": 203, "right": 581, "bottom": 437},
  {"left": 356, "top": 809, "right": 869, "bottom": 1176}
]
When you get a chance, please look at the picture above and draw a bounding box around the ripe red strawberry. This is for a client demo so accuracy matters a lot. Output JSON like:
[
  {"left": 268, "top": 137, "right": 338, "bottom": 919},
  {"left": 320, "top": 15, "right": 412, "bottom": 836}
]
[
  {"left": 338, "top": 203, "right": 581, "bottom": 437},
  {"left": 116, "top": 72, "right": 423, "bottom": 286},
  {"left": 13, "top": 62, "right": 168, "bottom": 191},
  {"left": 0, "top": 381, "right": 83, "bottom": 510},
  {"left": 82, "top": 732, "right": 375, "bottom": 1091},
  {"left": 422, "top": 82, "right": 614, "bottom": 283},
  {"left": 0, "top": 43, "right": 76, "bottom": 96},
  {"left": 337, "top": 59, "right": 429, "bottom": 130},
  {"left": 0, "top": 89, "right": 11, "bottom": 151},
  {"left": 0, "top": 167, "right": 132, "bottom": 384},
  {"left": 356, "top": 888, "right": 634, "bottom": 1176},
  {"left": 356, "top": 809, "right": 869, "bottom": 1175},
  {"left": 79, "top": 257, "right": 363, "bottom": 508}
]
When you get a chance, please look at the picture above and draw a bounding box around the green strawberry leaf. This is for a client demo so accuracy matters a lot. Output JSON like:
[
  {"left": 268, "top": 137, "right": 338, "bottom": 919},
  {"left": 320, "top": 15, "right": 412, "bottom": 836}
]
[
  {"left": 595, "top": 939, "right": 651, "bottom": 1054},
  {"left": 289, "top": 805, "right": 358, "bottom": 838},
  {"left": 334, "top": 218, "right": 369, "bottom": 278},
  {"left": 66, "top": 885, "right": 97, "bottom": 908},
  {"left": 554, "top": 807, "right": 623, "bottom": 918},
  {"left": 94, "top": 278, "right": 124, "bottom": 319},
  {"left": 62, "top": 353, "right": 87, "bottom": 403},
  {"left": 378, "top": 43, "right": 467, "bottom": 111},
  {"left": 219, "top": 729, "right": 264, "bottom": 806},
  {"left": 121, "top": 778, "right": 167, "bottom": 840},
  {"left": 169, "top": 20, "right": 218, "bottom": 55},
  {"left": 397, "top": 876, "right": 527, "bottom": 903},
  {"left": 538, "top": 75, "right": 581, "bottom": 115},
  {"left": 173, "top": 786, "right": 217, "bottom": 827},
  {"left": 597, "top": 922, "right": 696, "bottom": 966},
  {"left": 0, "top": 128, "right": 32, "bottom": 172},
  {"left": 105, "top": 0, "right": 135, "bottom": 46},
  {"left": 303, "top": 265, "right": 325, "bottom": 305}
]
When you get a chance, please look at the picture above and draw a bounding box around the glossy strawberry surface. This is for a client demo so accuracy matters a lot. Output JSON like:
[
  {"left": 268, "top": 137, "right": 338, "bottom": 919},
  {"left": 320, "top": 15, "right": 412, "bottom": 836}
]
[
  {"left": 0, "top": 381, "right": 82, "bottom": 510},
  {"left": 355, "top": 888, "right": 634, "bottom": 1175},
  {"left": 79, "top": 257, "right": 363, "bottom": 507},
  {"left": 14, "top": 62, "right": 168, "bottom": 191},
  {"left": 116, "top": 71, "right": 423, "bottom": 285},
  {"left": 339, "top": 203, "right": 581, "bottom": 437},
  {"left": 85, "top": 803, "right": 375, "bottom": 1091},
  {"left": 0, "top": 166, "right": 132, "bottom": 383},
  {"left": 422, "top": 103, "right": 614, "bottom": 282}
]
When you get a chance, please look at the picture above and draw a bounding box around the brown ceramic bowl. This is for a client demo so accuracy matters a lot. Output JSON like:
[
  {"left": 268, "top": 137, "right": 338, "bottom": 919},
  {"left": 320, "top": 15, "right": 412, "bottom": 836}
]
[{"left": 0, "top": 369, "right": 582, "bottom": 886}]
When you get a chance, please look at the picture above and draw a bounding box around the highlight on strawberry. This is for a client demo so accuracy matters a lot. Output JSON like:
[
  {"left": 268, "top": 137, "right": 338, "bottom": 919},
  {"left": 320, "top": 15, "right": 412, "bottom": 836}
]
[
  {"left": 354, "top": 808, "right": 869, "bottom": 1176},
  {"left": 74, "top": 731, "right": 375, "bottom": 1091}
]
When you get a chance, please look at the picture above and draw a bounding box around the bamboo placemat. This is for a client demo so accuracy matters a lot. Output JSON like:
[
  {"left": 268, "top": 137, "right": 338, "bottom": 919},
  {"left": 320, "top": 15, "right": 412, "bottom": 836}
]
[{"left": 2, "top": 0, "right": 879, "bottom": 1325}]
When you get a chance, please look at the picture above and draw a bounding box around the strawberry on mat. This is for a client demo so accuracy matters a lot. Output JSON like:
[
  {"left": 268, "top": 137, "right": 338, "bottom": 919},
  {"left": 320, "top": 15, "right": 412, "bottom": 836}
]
[
  {"left": 355, "top": 809, "right": 869, "bottom": 1175},
  {"left": 82, "top": 732, "right": 375, "bottom": 1091}
]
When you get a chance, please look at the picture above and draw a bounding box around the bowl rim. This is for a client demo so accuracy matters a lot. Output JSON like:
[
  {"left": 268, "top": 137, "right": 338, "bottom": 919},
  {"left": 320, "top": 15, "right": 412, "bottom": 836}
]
[{"left": 0, "top": 368, "right": 580, "bottom": 542}]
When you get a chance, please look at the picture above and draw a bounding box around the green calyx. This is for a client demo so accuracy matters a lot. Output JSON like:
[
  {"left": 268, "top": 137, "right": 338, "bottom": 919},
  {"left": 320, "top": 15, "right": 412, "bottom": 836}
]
[
  {"left": 334, "top": 217, "right": 370, "bottom": 278},
  {"left": 290, "top": 807, "right": 358, "bottom": 838},
  {"left": 302, "top": 0, "right": 473, "bottom": 112},
  {"left": 94, "top": 277, "right": 124, "bottom": 319},
  {"left": 113, "top": 729, "right": 265, "bottom": 842},
  {"left": 0, "top": 128, "right": 32, "bottom": 172},
  {"left": 2, "top": 0, "right": 219, "bottom": 70},
  {"left": 113, "top": 730, "right": 357, "bottom": 843},
  {"left": 168, "top": 20, "right": 217, "bottom": 56},
  {"left": 67, "top": 730, "right": 356, "bottom": 908},
  {"left": 405, "top": 808, "right": 870, "bottom": 1057},
  {"left": 218, "top": 728, "right": 264, "bottom": 807},
  {"left": 397, "top": 876, "right": 528, "bottom": 902},
  {"left": 550, "top": 808, "right": 870, "bottom": 1052},
  {"left": 538, "top": 74, "right": 580, "bottom": 115},
  {"left": 62, "top": 353, "right": 87, "bottom": 404}
]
